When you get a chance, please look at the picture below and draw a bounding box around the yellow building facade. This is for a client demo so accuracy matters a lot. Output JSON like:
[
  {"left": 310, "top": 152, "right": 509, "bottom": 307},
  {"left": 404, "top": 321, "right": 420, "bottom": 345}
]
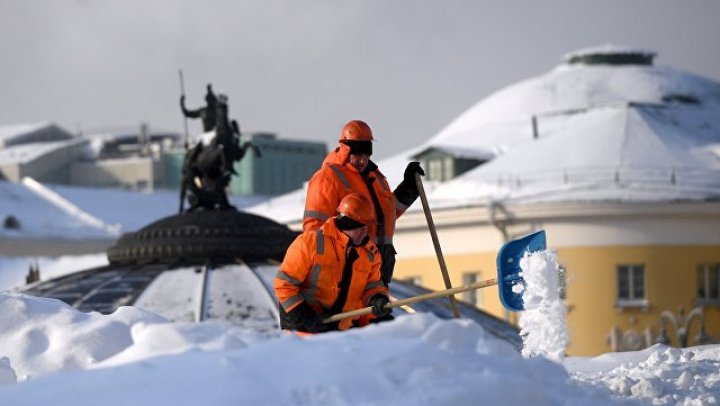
[{"left": 393, "top": 201, "right": 720, "bottom": 356}]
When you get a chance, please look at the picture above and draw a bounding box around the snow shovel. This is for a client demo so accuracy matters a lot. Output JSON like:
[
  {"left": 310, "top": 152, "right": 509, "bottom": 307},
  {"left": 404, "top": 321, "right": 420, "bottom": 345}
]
[
  {"left": 496, "top": 230, "right": 546, "bottom": 311},
  {"left": 323, "top": 230, "right": 547, "bottom": 323}
]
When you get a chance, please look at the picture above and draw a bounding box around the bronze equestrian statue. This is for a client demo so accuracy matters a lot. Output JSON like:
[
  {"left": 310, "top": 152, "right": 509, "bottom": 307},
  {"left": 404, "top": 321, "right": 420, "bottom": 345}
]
[{"left": 179, "top": 90, "right": 260, "bottom": 212}]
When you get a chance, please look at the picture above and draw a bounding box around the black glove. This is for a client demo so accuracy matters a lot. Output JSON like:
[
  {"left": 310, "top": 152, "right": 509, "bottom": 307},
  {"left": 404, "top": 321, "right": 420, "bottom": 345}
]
[
  {"left": 303, "top": 316, "right": 328, "bottom": 333},
  {"left": 394, "top": 162, "right": 425, "bottom": 207},
  {"left": 286, "top": 302, "right": 328, "bottom": 333},
  {"left": 369, "top": 294, "right": 391, "bottom": 317},
  {"left": 298, "top": 303, "right": 329, "bottom": 333},
  {"left": 403, "top": 161, "right": 425, "bottom": 184}
]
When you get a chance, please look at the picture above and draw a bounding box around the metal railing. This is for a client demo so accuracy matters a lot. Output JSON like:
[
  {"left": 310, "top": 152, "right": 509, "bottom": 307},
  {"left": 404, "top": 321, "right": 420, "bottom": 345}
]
[{"left": 478, "top": 166, "right": 720, "bottom": 192}]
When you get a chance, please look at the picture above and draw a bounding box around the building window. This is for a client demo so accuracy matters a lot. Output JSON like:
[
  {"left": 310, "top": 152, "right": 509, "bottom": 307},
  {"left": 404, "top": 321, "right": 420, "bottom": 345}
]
[
  {"left": 697, "top": 264, "right": 720, "bottom": 303},
  {"left": 617, "top": 264, "right": 645, "bottom": 306},
  {"left": 462, "top": 272, "right": 481, "bottom": 306},
  {"left": 443, "top": 157, "right": 454, "bottom": 180},
  {"left": 427, "top": 158, "right": 444, "bottom": 181}
]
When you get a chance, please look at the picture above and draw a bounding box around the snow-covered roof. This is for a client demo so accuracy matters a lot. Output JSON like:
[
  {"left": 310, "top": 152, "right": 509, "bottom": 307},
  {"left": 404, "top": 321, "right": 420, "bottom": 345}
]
[
  {"left": 244, "top": 185, "right": 306, "bottom": 224},
  {"left": 0, "top": 175, "right": 268, "bottom": 246},
  {"left": 247, "top": 46, "right": 720, "bottom": 221},
  {"left": 0, "top": 123, "right": 49, "bottom": 145},
  {"left": 426, "top": 104, "right": 720, "bottom": 206},
  {"left": 0, "top": 179, "right": 119, "bottom": 240},
  {"left": 432, "top": 62, "right": 720, "bottom": 141},
  {"left": 0, "top": 122, "right": 75, "bottom": 149},
  {"left": 46, "top": 183, "right": 267, "bottom": 233},
  {"left": 0, "top": 138, "right": 86, "bottom": 166}
]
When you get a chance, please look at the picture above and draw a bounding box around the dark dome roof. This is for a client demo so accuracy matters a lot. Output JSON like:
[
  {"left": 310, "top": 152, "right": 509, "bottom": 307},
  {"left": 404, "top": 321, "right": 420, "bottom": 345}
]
[{"left": 107, "top": 210, "right": 298, "bottom": 265}]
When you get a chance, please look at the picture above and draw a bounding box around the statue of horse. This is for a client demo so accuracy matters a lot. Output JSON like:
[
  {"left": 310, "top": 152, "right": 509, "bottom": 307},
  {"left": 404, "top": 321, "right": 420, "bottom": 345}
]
[{"left": 179, "top": 93, "right": 260, "bottom": 212}]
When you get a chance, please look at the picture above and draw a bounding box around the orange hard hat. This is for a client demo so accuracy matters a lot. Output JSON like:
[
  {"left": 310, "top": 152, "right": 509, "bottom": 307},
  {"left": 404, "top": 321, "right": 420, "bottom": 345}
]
[
  {"left": 339, "top": 120, "right": 374, "bottom": 142},
  {"left": 337, "top": 193, "right": 375, "bottom": 226}
]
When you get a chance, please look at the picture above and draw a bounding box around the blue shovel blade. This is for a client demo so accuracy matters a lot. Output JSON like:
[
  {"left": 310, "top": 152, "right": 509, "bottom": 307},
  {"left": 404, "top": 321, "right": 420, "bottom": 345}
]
[{"left": 496, "top": 230, "right": 547, "bottom": 312}]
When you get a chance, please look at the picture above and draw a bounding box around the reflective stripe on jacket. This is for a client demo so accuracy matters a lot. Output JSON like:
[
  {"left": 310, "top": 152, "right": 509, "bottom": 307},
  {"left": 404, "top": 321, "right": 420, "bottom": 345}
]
[
  {"left": 303, "top": 144, "right": 408, "bottom": 244},
  {"left": 274, "top": 217, "right": 387, "bottom": 331}
]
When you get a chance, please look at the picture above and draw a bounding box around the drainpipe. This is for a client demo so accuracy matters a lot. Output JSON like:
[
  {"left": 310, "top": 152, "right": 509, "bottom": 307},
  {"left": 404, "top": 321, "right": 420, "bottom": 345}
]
[{"left": 489, "top": 201, "right": 510, "bottom": 242}]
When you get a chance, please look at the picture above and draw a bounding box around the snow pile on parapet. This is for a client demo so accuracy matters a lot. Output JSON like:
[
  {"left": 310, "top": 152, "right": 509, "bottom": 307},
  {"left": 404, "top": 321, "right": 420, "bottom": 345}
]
[
  {"left": 0, "top": 293, "right": 618, "bottom": 405},
  {"left": 567, "top": 344, "right": 720, "bottom": 405},
  {"left": 518, "top": 250, "right": 569, "bottom": 362}
]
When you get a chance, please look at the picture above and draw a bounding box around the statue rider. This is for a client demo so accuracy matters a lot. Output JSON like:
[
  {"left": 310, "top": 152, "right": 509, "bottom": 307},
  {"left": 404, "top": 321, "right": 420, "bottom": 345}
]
[
  {"left": 180, "top": 84, "right": 217, "bottom": 133},
  {"left": 179, "top": 91, "right": 261, "bottom": 213}
]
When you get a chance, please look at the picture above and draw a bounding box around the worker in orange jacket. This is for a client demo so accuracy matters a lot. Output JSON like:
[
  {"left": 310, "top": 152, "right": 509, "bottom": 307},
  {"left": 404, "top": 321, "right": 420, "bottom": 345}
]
[
  {"left": 275, "top": 193, "right": 391, "bottom": 333},
  {"left": 303, "top": 119, "right": 424, "bottom": 286}
]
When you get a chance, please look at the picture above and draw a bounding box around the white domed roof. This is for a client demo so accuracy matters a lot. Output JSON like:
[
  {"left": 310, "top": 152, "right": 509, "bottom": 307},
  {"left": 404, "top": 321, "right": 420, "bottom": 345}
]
[
  {"left": 419, "top": 46, "right": 720, "bottom": 204},
  {"left": 433, "top": 48, "right": 720, "bottom": 147},
  {"left": 249, "top": 46, "right": 720, "bottom": 221}
]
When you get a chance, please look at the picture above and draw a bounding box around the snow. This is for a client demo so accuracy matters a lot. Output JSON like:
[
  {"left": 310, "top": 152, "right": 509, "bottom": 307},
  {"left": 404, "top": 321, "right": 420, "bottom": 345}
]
[
  {"left": 244, "top": 184, "right": 308, "bottom": 224},
  {"left": 1, "top": 252, "right": 718, "bottom": 404},
  {"left": 419, "top": 58, "right": 720, "bottom": 203},
  {"left": 414, "top": 63, "right": 720, "bottom": 205},
  {"left": 566, "top": 344, "right": 720, "bottom": 405},
  {"left": 518, "top": 250, "right": 569, "bottom": 363},
  {"left": 22, "top": 177, "right": 119, "bottom": 235},
  {"left": 0, "top": 175, "right": 716, "bottom": 403},
  {"left": 432, "top": 62, "right": 720, "bottom": 140},
  {"left": 0, "top": 180, "right": 118, "bottom": 240},
  {"left": 0, "top": 291, "right": 717, "bottom": 404},
  {"left": 0, "top": 138, "right": 85, "bottom": 166},
  {"left": 247, "top": 52, "right": 720, "bottom": 222},
  {"left": 426, "top": 105, "right": 720, "bottom": 206},
  {"left": 2, "top": 47, "right": 720, "bottom": 404},
  {"left": 47, "top": 183, "right": 265, "bottom": 233},
  {"left": 0, "top": 178, "right": 266, "bottom": 243},
  {"left": 0, "top": 123, "right": 49, "bottom": 146}
]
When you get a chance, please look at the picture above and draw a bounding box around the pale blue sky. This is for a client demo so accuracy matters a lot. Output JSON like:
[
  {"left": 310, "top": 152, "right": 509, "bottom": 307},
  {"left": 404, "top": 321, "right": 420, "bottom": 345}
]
[{"left": 1, "top": 0, "right": 719, "bottom": 158}]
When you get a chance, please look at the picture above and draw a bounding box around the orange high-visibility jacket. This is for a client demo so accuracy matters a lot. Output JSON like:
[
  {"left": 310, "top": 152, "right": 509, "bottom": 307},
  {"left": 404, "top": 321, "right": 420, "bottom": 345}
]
[
  {"left": 274, "top": 217, "right": 387, "bottom": 331},
  {"left": 303, "top": 144, "right": 409, "bottom": 245}
]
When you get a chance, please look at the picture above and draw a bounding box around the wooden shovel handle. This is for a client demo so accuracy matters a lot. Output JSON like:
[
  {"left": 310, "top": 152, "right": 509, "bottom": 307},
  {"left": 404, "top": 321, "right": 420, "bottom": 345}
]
[
  {"left": 414, "top": 172, "right": 462, "bottom": 318},
  {"left": 323, "top": 278, "right": 498, "bottom": 323}
]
